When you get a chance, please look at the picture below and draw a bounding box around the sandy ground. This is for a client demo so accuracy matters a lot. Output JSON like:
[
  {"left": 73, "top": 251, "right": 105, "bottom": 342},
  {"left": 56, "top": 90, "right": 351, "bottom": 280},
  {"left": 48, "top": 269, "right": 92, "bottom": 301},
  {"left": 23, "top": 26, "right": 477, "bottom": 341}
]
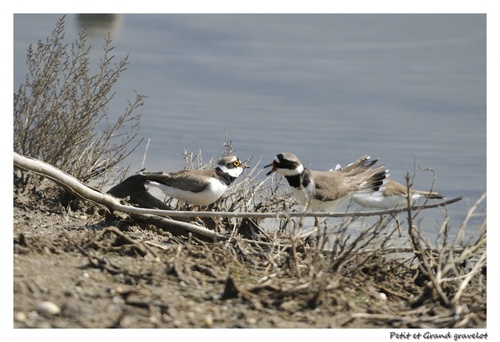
[{"left": 13, "top": 183, "right": 486, "bottom": 330}]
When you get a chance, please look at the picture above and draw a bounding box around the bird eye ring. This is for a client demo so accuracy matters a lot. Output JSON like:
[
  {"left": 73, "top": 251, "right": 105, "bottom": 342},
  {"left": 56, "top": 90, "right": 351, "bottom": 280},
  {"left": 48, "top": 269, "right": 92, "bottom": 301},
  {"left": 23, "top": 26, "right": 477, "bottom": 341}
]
[{"left": 233, "top": 160, "right": 241, "bottom": 167}]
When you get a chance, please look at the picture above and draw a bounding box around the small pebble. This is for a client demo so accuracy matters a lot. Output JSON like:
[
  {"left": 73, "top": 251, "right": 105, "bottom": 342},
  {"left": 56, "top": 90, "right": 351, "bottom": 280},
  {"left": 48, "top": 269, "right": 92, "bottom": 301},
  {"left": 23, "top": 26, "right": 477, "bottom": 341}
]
[
  {"left": 246, "top": 317, "right": 257, "bottom": 325},
  {"left": 149, "top": 315, "right": 159, "bottom": 325},
  {"left": 28, "top": 310, "right": 39, "bottom": 320},
  {"left": 36, "top": 301, "right": 61, "bottom": 315},
  {"left": 14, "top": 312, "right": 27, "bottom": 322},
  {"left": 204, "top": 314, "right": 213, "bottom": 327}
]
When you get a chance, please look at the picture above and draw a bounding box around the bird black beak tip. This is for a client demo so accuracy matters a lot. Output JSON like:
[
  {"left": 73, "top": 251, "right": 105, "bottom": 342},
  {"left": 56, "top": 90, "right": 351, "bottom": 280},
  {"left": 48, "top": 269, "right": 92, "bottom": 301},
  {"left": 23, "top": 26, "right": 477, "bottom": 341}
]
[{"left": 264, "top": 162, "right": 276, "bottom": 176}]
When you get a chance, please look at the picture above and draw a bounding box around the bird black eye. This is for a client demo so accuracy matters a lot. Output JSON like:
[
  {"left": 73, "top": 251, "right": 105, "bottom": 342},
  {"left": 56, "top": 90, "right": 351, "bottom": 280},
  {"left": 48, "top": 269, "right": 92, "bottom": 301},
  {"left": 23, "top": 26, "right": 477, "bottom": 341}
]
[{"left": 233, "top": 160, "right": 241, "bottom": 167}]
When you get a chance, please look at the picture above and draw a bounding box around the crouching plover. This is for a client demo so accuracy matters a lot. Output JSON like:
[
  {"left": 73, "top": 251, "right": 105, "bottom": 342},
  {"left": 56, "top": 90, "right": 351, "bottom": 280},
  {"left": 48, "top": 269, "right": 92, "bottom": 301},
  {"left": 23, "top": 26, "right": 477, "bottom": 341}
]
[
  {"left": 351, "top": 178, "right": 443, "bottom": 209},
  {"left": 332, "top": 158, "right": 443, "bottom": 208},
  {"left": 141, "top": 155, "right": 248, "bottom": 207},
  {"left": 334, "top": 161, "right": 443, "bottom": 236}
]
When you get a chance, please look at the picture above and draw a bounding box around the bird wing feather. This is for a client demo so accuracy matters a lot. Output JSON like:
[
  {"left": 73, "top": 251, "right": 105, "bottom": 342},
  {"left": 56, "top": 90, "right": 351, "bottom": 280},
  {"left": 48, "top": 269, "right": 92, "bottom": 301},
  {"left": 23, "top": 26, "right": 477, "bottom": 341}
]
[
  {"left": 140, "top": 169, "right": 215, "bottom": 193},
  {"left": 310, "top": 170, "right": 355, "bottom": 201}
]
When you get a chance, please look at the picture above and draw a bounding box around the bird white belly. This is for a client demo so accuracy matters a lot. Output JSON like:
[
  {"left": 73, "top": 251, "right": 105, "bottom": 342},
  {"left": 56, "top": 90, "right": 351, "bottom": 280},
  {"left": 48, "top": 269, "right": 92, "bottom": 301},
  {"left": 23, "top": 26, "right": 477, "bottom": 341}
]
[
  {"left": 291, "top": 187, "right": 308, "bottom": 206},
  {"left": 291, "top": 187, "right": 349, "bottom": 212},
  {"left": 310, "top": 197, "right": 349, "bottom": 212},
  {"left": 148, "top": 178, "right": 227, "bottom": 205},
  {"left": 352, "top": 193, "right": 408, "bottom": 209}
]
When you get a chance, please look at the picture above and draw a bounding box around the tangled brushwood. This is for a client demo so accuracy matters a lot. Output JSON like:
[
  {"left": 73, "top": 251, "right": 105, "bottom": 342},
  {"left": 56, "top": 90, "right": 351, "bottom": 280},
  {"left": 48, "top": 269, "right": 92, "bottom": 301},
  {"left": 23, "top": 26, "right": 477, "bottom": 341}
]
[
  {"left": 154, "top": 149, "right": 487, "bottom": 328},
  {"left": 14, "top": 147, "right": 486, "bottom": 328}
]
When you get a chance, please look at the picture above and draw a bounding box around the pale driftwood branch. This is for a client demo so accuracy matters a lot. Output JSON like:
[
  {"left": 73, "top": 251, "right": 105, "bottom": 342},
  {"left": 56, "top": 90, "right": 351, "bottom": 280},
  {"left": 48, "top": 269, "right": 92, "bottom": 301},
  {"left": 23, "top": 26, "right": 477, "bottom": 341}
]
[
  {"left": 146, "top": 196, "right": 462, "bottom": 219},
  {"left": 14, "top": 152, "right": 225, "bottom": 240},
  {"left": 13, "top": 152, "right": 462, "bottom": 240}
]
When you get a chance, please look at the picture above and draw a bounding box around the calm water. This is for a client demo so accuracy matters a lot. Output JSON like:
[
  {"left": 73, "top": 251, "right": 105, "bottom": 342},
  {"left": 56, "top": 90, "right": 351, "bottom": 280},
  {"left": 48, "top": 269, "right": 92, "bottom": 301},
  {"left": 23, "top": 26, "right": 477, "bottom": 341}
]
[{"left": 13, "top": 14, "right": 487, "bottom": 240}]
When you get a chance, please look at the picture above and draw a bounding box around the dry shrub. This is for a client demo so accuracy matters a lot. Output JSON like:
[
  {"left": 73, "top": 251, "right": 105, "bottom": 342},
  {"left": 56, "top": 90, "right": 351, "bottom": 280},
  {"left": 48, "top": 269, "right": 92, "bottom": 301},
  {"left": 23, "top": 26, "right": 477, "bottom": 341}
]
[{"left": 14, "top": 15, "right": 144, "bottom": 190}]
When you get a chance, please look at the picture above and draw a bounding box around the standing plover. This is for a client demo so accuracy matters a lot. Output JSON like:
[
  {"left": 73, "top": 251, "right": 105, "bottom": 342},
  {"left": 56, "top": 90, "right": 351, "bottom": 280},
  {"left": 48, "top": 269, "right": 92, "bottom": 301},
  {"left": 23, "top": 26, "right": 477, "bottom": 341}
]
[{"left": 265, "top": 153, "right": 388, "bottom": 226}]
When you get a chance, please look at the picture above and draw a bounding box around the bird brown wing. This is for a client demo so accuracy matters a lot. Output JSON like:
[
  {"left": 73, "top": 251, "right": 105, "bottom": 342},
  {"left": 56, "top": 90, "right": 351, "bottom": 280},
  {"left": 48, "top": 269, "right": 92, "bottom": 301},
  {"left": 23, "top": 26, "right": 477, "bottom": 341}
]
[
  {"left": 382, "top": 179, "right": 408, "bottom": 196},
  {"left": 311, "top": 163, "right": 387, "bottom": 201},
  {"left": 310, "top": 170, "right": 355, "bottom": 201},
  {"left": 383, "top": 179, "right": 443, "bottom": 199},
  {"left": 139, "top": 169, "right": 215, "bottom": 193},
  {"left": 339, "top": 155, "right": 378, "bottom": 175}
]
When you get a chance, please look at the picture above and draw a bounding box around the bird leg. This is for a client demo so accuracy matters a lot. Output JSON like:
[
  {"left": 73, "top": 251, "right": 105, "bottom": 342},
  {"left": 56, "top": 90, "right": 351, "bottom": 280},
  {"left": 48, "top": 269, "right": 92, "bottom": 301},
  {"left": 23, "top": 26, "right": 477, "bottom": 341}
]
[{"left": 395, "top": 216, "right": 402, "bottom": 237}]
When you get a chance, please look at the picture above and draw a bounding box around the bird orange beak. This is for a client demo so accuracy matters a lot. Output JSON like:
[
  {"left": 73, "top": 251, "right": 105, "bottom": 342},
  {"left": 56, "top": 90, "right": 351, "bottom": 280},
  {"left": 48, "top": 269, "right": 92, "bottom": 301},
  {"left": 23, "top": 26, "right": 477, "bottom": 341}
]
[{"left": 264, "top": 162, "right": 277, "bottom": 176}]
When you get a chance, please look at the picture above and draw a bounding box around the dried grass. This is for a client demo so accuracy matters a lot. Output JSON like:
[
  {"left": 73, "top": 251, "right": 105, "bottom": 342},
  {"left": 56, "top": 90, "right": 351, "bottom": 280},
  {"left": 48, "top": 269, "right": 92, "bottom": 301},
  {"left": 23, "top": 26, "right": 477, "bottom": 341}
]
[{"left": 121, "top": 143, "right": 486, "bottom": 328}]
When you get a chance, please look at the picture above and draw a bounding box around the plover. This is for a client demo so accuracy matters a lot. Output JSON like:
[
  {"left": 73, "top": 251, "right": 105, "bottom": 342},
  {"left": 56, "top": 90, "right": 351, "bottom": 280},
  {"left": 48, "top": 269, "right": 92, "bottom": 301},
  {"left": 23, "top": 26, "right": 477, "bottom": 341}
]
[
  {"left": 265, "top": 152, "right": 388, "bottom": 226},
  {"left": 351, "top": 178, "right": 443, "bottom": 209},
  {"left": 334, "top": 161, "right": 443, "bottom": 236},
  {"left": 141, "top": 155, "right": 248, "bottom": 206},
  {"left": 333, "top": 162, "right": 443, "bottom": 209}
]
